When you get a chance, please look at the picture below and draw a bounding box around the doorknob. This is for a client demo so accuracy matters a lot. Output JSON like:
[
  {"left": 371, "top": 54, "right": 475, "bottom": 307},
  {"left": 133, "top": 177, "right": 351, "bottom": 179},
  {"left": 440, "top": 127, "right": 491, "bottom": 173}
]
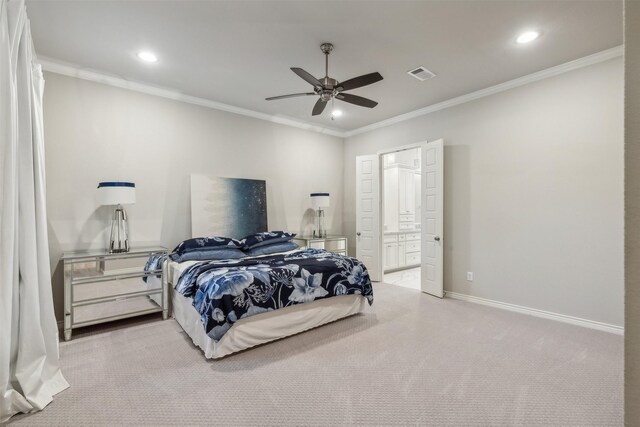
[
  {"left": 434, "top": 236, "right": 441, "bottom": 241},
  {"left": 356, "top": 232, "right": 361, "bottom": 236}
]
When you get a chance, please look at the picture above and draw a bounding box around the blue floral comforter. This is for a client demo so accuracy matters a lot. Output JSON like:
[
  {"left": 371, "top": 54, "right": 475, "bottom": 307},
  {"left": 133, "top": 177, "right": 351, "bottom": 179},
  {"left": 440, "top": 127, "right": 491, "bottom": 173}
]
[
  {"left": 143, "top": 253, "right": 164, "bottom": 282},
  {"left": 174, "top": 249, "right": 374, "bottom": 341}
]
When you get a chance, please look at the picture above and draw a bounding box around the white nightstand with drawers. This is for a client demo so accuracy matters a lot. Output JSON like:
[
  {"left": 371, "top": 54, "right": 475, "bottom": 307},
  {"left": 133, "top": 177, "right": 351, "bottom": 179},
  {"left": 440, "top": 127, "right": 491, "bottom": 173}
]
[{"left": 292, "top": 236, "right": 348, "bottom": 256}]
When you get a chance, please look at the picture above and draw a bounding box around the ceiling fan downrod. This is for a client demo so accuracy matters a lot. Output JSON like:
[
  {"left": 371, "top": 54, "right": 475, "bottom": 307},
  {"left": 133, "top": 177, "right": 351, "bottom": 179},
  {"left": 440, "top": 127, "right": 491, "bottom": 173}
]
[
  {"left": 320, "top": 43, "right": 336, "bottom": 101},
  {"left": 321, "top": 42, "right": 333, "bottom": 78}
]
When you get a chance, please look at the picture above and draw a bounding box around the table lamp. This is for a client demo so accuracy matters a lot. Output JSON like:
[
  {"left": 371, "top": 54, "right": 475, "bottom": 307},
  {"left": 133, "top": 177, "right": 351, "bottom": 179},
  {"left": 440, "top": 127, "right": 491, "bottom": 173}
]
[
  {"left": 310, "top": 192, "right": 330, "bottom": 238},
  {"left": 98, "top": 181, "right": 136, "bottom": 253}
]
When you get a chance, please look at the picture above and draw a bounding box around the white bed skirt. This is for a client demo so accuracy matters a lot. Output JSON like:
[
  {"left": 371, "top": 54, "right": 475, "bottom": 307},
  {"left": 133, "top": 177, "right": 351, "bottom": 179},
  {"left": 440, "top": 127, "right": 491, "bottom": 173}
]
[{"left": 171, "top": 288, "right": 369, "bottom": 359}]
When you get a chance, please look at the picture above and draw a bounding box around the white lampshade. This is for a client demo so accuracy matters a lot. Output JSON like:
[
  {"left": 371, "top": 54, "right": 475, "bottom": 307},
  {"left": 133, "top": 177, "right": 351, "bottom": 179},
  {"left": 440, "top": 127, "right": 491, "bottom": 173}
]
[
  {"left": 97, "top": 182, "right": 136, "bottom": 205},
  {"left": 311, "top": 192, "right": 330, "bottom": 209}
]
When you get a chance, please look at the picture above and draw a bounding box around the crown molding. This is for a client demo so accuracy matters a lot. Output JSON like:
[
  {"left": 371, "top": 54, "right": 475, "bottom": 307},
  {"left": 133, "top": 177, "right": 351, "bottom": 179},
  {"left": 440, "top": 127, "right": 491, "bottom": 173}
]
[
  {"left": 37, "top": 57, "right": 349, "bottom": 138},
  {"left": 344, "top": 45, "right": 624, "bottom": 138},
  {"left": 38, "top": 45, "right": 623, "bottom": 141}
]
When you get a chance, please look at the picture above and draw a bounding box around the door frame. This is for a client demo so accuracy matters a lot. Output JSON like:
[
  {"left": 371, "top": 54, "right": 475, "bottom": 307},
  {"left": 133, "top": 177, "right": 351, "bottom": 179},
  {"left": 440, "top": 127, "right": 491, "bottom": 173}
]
[{"left": 376, "top": 140, "right": 443, "bottom": 296}]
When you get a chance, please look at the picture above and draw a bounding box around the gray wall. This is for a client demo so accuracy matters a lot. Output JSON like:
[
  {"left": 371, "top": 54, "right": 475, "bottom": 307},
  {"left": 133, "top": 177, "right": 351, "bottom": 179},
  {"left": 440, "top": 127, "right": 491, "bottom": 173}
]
[
  {"left": 344, "top": 57, "right": 624, "bottom": 327},
  {"left": 44, "top": 55, "right": 625, "bottom": 329},
  {"left": 43, "top": 72, "right": 344, "bottom": 320},
  {"left": 625, "top": 1, "right": 640, "bottom": 422}
]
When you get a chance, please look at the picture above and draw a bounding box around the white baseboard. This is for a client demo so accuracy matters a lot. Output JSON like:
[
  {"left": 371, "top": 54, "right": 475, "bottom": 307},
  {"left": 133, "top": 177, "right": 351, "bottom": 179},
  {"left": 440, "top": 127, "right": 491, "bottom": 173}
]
[{"left": 445, "top": 291, "right": 624, "bottom": 335}]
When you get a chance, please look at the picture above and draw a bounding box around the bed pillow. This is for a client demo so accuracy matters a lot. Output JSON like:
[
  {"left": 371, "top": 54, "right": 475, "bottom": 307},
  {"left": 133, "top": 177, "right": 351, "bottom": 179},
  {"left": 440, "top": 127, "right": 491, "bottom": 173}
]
[
  {"left": 244, "top": 241, "right": 300, "bottom": 257},
  {"left": 169, "top": 248, "right": 246, "bottom": 263},
  {"left": 239, "top": 231, "right": 296, "bottom": 250},
  {"left": 171, "top": 236, "right": 242, "bottom": 258}
]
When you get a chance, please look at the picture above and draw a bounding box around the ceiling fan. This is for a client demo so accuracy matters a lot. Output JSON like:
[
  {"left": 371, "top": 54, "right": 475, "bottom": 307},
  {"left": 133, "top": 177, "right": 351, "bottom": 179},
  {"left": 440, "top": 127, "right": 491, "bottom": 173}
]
[{"left": 266, "top": 43, "right": 383, "bottom": 116}]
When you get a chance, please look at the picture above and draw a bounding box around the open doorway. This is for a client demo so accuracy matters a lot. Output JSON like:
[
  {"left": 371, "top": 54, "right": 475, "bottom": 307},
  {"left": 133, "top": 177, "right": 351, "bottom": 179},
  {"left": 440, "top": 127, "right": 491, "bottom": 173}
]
[
  {"left": 381, "top": 148, "right": 422, "bottom": 290},
  {"left": 355, "top": 139, "right": 443, "bottom": 297}
]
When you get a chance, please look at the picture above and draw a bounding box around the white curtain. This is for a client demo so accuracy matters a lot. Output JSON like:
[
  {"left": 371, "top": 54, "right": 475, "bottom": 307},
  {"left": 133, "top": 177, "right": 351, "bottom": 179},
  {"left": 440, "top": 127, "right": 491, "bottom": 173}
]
[{"left": 0, "top": 0, "right": 69, "bottom": 422}]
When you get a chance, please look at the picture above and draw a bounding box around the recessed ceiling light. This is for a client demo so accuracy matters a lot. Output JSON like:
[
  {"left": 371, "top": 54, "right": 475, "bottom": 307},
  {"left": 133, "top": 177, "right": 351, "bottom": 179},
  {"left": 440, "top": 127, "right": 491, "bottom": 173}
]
[
  {"left": 331, "top": 109, "right": 343, "bottom": 117},
  {"left": 516, "top": 31, "right": 540, "bottom": 44},
  {"left": 137, "top": 51, "right": 158, "bottom": 63}
]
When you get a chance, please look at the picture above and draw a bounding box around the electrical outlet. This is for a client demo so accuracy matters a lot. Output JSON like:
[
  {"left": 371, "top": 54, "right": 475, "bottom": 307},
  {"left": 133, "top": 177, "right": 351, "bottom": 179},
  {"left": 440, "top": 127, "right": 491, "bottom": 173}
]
[{"left": 466, "top": 272, "right": 474, "bottom": 281}]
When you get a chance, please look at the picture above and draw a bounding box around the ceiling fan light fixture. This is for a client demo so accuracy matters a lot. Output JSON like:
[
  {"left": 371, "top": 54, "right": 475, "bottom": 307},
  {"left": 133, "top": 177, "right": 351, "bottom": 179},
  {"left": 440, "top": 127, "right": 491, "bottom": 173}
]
[{"left": 331, "top": 109, "right": 343, "bottom": 118}]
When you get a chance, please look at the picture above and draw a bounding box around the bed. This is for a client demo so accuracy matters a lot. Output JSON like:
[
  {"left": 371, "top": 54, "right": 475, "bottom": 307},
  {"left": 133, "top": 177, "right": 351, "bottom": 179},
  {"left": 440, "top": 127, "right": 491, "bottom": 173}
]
[{"left": 163, "top": 175, "right": 374, "bottom": 359}]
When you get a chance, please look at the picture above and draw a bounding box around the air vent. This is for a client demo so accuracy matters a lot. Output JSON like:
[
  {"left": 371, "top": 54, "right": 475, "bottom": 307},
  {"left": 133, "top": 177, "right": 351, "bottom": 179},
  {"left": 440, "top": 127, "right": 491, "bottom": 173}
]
[{"left": 407, "top": 66, "right": 436, "bottom": 81}]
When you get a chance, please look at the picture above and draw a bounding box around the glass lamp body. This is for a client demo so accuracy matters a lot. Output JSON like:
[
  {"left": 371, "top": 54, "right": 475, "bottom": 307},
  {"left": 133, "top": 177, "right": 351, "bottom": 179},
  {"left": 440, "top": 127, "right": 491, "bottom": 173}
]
[
  {"left": 109, "top": 205, "right": 130, "bottom": 253},
  {"left": 314, "top": 209, "right": 327, "bottom": 238},
  {"left": 310, "top": 193, "right": 330, "bottom": 239}
]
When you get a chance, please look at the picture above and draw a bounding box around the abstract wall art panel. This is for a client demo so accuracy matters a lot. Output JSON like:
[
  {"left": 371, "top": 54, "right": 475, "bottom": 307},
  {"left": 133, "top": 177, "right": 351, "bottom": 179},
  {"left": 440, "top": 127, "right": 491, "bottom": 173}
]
[{"left": 190, "top": 174, "right": 267, "bottom": 239}]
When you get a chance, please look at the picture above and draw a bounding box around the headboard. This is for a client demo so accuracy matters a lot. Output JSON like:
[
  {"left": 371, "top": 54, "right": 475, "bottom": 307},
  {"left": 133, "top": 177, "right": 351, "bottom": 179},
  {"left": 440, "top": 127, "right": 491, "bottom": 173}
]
[{"left": 190, "top": 174, "right": 268, "bottom": 239}]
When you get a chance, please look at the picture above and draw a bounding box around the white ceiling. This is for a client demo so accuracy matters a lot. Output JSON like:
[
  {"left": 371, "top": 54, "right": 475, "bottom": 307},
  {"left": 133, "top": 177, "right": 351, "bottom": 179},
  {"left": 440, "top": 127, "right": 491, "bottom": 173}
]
[{"left": 26, "top": 0, "right": 622, "bottom": 132}]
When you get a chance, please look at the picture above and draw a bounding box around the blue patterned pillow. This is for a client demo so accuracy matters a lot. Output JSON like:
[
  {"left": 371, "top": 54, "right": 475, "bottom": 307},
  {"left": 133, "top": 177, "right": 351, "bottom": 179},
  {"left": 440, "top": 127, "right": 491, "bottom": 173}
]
[
  {"left": 244, "top": 241, "right": 299, "bottom": 257},
  {"left": 239, "top": 231, "right": 296, "bottom": 250},
  {"left": 172, "top": 236, "right": 242, "bottom": 257},
  {"left": 169, "top": 248, "right": 246, "bottom": 263}
]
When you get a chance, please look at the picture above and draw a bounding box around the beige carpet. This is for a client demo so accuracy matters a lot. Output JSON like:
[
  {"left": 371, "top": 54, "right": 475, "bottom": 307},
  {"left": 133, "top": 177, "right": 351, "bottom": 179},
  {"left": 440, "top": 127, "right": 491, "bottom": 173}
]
[{"left": 9, "top": 283, "right": 622, "bottom": 426}]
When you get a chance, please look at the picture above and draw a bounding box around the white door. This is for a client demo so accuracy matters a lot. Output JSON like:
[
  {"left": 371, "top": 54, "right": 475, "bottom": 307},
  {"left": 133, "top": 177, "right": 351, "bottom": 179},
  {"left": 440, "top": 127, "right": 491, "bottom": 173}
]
[
  {"left": 421, "top": 139, "right": 444, "bottom": 297},
  {"left": 404, "top": 168, "right": 415, "bottom": 214},
  {"left": 356, "top": 155, "right": 381, "bottom": 282},
  {"left": 398, "top": 168, "right": 415, "bottom": 215},
  {"left": 384, "top": 168, "right": 399, "bottom": 232},
  {"left": 384, "top": 242, "right": 398, "bottom": 270},
  {"left": 398, "top": 168, "right": 408, "bottom": 215},
  {"left": 398, "top": 242, "right": 406, "bottom": 267}
]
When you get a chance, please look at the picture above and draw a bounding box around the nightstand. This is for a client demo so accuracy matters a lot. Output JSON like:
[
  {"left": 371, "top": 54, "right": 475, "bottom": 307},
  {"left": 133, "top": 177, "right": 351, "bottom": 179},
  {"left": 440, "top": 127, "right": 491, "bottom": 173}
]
[
  {"left": 61, "top": 246, "right": 168, "bottom": 341},
  {"left": 292, "top": 236, "right": 348, "bottom": 256}
]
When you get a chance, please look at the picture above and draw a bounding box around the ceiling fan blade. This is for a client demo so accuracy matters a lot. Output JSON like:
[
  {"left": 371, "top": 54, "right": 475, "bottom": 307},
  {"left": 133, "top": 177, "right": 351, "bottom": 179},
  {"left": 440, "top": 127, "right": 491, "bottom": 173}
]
[
  {"left": 266, "top": 92, "right": 315, "bottom": 101},
  {"left": 337, "top": 72, "right": 383, "bottom": 92},
  {"left": 291, "top": 67, "right": 323, "bottom": 88},
  {"left": 336, "top": 93, "right": 378, "bottom": 108},
  {"left": 312, "top": 98, "right": 328, "bottom": 116}
]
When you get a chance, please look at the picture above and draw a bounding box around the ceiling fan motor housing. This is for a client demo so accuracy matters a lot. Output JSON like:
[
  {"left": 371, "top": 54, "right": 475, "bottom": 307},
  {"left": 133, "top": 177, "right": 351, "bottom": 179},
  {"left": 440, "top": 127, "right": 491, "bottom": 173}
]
[{"left": 319, "top": 76, "right": 338, "bottom": 101}]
